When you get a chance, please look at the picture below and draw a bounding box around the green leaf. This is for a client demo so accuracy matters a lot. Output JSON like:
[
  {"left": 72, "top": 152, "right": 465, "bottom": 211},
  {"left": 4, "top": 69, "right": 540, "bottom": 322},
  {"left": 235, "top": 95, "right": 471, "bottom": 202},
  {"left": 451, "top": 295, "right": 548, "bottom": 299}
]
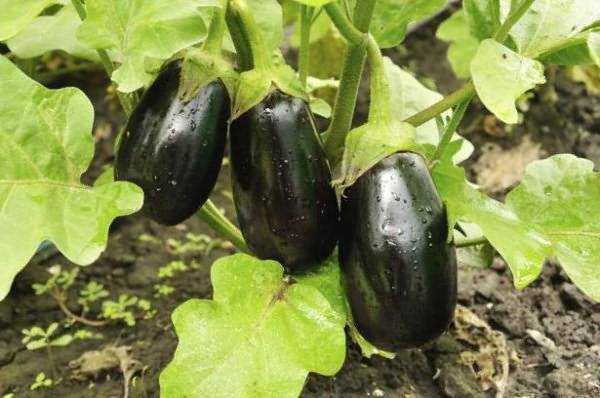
[
  {"left": 471, "top": 39, "right": 545, "bottom": 124},
  {"left": 348, "top": 0, "right": 446, "bottom": 48},
  {"left": 538, "top": 32, "right": 599, "bottom": 66},
  {"left": 6, "top": 4, "right": 98, "bottom": 61},
  {"left": 160, "top": 254, "right": 346, "bottom": 398},
  {"left": 246, "top": 0, "right": 284, "bottom": 52},
  {"left": 589, "top": 32, "right": 600, "bottom": 64},
  {"left": 347, "top": 316, "right": 396, "bottom": 359},
  {"left": 180, "top": 48, "right": 238, "bottom": 101},
  {"left": 506, "top": 155, "right": 600, "bottom": 301},
  {"left": 77, "top": 0, "right": 219, "bottom": 92},
  {"left": 232, "top": 69, "right": 272, "bottom": 118},
  {"left": 0, "top": 56, "right": 143, "bottom": 301},
  {"left": 432, "top": 155, "right": 549, "bottom": 289},
  {"left": 436, "top": 11, "right": 480, "bottom": 79},
  {"left": 272, "top": 62, "right": 309, "bottom": 101},
  {"left": 510, "top": 0, "right": 600, "bottom": 58},
  {"left": 455, "top": 222, "right": 495, "bottom": 269},
  {"left": 333, "top": 120, "right": 418, "bottom": 190},
  {"left": 308, "top": 97, "right": 332, "bottom": 118},
  {"left": 293, "top": 256, "right": 347, "bottom": 320},
  {"left": 0, "top": 0, "right": 56, "bottom": 41}
]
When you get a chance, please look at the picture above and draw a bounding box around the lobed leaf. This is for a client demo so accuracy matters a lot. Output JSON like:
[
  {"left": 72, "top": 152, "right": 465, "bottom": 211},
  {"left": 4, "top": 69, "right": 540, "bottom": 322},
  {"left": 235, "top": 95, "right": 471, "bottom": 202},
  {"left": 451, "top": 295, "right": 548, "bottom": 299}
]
[
  {"left": 510, "top": 0, "right": 600, "bottom": 58},
  {"left": 160, "top": 254, "right": 346, "bottom": 398},
  {"left": 436, "top": 10, "right": 480, "bottom": 79},
  {"left": 434, "top": 151, "right": 600, "bottom": 301},
  {"left": 433, "top": 157, "right": 549, "bottom": 289},
  {"left": 0, "top": 56, "right": 143, "bottom": 300},
  {"left": 77, "top": 0, "right": 220, "bottom": 92},
  {"left": 7, "top": 4, "right": 98, "bottom": 61},
  {"left": 506, "top": 155, "right": 600, "bottom": 301},
  {"left": 471, "top": 39, "right": 545, "bottom": 124},
  {"left": 0, "top": 0, "right": 56, "bottom": 41}
]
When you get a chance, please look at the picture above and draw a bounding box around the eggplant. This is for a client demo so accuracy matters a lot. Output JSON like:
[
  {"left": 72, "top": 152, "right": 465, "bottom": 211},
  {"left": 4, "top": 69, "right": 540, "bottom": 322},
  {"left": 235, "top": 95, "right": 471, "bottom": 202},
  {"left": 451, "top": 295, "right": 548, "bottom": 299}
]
[
  {"left": 340, "top": 152, "right": 457, "bottom": 350},
  {"left": 230, "top": 90, "right": 339, "bottom": 271},
  {"left": 115, "top": 61, "right": 230, "bottom": 226}
]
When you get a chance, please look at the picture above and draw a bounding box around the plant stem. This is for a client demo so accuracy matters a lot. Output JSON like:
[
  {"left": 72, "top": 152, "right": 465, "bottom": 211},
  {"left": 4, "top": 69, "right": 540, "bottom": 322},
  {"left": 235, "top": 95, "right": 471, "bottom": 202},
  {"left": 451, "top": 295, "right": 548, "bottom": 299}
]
[
  {"left": 198, "top": 200, "right": 250, "bottom": 253},
  {"left": 494, "top": 0, "right": 536, "bottom": 43},
  {"left": 51, "top": 289, "right": 109, "bottom": 327},
  {"left": 454, "top": 235, "right": 489, "bottom": 248},
  {"left": 226, "top": 0, "right": 269, "bottom": 71},
  {"left": 203, "top": 0, "right": 228, "bottom": 54},
  {"left": 404, "top": 82, "right": 476, "bottom": 127},
  {"left": 46, "top": 345, "right": 58, "bottom": 381},
  {"left": 323, "top": 1, "right": 376, "bottom": 165},
  {"left": 430, "top": 95, "right": 473, "bottom": 164},
  {"left": 324, "top": 3, "right": 363, "bottom": 45},
  {"left": 70, "top": 0, "right": 136, "bottom": 115},
  {"left": 298, "top": 5, "right": 312, "bottom": 88}
]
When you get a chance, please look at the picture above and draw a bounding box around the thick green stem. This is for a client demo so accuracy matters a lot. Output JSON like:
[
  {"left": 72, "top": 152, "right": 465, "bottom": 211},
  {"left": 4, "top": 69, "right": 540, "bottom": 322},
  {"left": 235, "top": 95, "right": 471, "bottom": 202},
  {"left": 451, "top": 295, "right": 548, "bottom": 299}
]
[
  {"left": 324, "top": 1, "right": 376, "bottom": 165},
  {"left": 430, "top": 96, "right": 473, "bottom": 165},
  {"left": 454, "top": 235, "right": 489, "bottom": 248},
  {"left": 298, "top": 5, "right": 312, "bottom": 88},
  {"left": 70, "top": 0, "right": 136, "bottom": 115},
  {"left": 198, "top": 200, "right": 250, "bottom": 253},
  {"left": 203, "top": 0, "right": 228, "bottom": 54},
  {"left": 324, "top": 3, "right": 363, "bottom": 45},
  {"left": 365, "top": 35, "right": 392, "bottom": 122},
  {"left": 226, "top": 0, "right": 269, "bottom": 71}
]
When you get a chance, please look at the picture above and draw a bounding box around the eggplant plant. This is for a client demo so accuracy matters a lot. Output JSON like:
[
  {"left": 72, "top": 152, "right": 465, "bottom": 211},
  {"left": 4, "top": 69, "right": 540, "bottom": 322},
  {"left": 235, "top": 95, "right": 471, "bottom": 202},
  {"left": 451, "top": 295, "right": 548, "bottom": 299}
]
[{"left": 0, "top": 0, "right": 599, "bottom": 397}]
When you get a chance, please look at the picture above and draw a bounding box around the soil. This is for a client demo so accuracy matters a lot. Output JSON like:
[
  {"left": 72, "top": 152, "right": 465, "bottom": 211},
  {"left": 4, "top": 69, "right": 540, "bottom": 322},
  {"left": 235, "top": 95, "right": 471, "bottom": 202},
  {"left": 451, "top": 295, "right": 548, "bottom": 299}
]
[{"left": 1, "top": 14, "right": 599, "bottom": 398}]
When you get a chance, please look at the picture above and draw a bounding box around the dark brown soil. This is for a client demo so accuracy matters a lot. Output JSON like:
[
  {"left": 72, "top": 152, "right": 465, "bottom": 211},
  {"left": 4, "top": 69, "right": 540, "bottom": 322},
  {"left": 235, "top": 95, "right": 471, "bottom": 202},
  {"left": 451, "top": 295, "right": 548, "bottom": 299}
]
[{"left": 1, "top": 15, "right": 599, "bottom": 398}]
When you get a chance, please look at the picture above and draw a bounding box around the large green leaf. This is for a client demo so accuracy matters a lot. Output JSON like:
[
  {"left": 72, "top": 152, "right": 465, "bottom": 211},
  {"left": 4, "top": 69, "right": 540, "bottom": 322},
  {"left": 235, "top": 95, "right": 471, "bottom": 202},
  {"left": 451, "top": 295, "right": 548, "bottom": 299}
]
[
  {"left": 160, "top": 254, "right": 346, "bottom": 398},
  {"left": 433, "top": 158, "right": 549, "bottom": 289},
  {"left": 471, "top": 39, "right": 545, "bottom": 124},
  {"left": 7, "top": 4, "right": 98, "bottom": 60},
  {"left": 347, "top": 0, "right": 446, "bottom": 48},
  {"left": 506, "top": 155, "right": 600, "bottom": 301},
  {"left": 433, "top": 151, "right": 600, "bottom": 301},
  {"left": 77, "top": 0, "right": 219, "bottom": 92},
  {"left": 436, "top": 10, "right": 480, "bottom": 79},
  {"left": 293, "top": 256, "right": 347, "bottom": 320},
  {"left": 0, "top": 0, "right": 56, "bottom": 41},
  {"left": 510, "top": 0, "right": 600, "bottom": 58},
  {"left": 0, "top": 56, "right": 143, "bottom": 300}
]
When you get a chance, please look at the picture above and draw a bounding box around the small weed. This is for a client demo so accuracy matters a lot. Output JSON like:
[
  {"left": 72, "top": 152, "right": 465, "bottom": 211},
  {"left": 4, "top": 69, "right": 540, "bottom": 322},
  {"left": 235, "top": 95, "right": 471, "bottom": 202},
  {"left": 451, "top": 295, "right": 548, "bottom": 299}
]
[
  {"left": 30, "top": 372, "right": 53, "bottom": 390},
  {"left": 102, "top": 294, "right": 156, "bottom": 326},
  {"left": 154, "top": 284, "right": 175, "bottom": 298},
  {"left": 158, "top": 261, "right": 188, "bottom": 279}
]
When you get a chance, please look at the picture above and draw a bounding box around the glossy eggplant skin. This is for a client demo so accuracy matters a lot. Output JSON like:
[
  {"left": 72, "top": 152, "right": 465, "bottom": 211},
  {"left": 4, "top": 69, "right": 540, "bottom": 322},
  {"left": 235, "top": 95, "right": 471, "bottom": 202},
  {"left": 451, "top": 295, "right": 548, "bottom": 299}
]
[
  {"left": 230, "top": 90, "right": 339, "bottom": 272},
  {"left": 340, "top": 152, "right": 457, "bottom": 351},
  {"left": 115, "top": 62, "right": 230, "bottom": 226}
]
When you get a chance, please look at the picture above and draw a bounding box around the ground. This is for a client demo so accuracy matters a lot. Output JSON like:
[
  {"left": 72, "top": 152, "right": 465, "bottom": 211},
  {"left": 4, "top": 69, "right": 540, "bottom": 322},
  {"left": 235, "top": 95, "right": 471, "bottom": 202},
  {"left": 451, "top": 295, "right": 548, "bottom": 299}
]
[{"left": 1, "top": 14, "right": 599, "bottom": 398}]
